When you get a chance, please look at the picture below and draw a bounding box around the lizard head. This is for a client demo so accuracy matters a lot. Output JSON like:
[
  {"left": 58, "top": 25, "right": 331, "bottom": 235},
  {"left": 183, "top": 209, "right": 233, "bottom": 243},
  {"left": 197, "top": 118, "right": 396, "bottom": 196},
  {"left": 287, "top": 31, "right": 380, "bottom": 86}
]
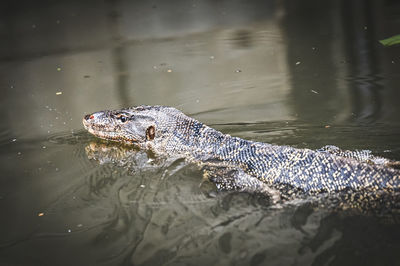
[{"left": 82, "top": 105, "right": 182, "bottom": 148}]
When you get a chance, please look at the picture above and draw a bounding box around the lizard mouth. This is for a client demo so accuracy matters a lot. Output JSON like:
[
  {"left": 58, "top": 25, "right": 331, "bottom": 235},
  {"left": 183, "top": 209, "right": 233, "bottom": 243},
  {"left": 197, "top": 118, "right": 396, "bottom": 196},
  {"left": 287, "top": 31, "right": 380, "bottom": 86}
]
[{"left": 82, "top": 116, "right": 138, "bottom": 144}]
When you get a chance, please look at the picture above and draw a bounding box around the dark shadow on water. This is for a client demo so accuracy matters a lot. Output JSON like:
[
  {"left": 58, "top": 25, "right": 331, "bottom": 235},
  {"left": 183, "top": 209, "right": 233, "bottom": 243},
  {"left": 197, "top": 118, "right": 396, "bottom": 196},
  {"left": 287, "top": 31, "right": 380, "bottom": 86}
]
[
  {"left": 107, "top": 0, "right": 132, "bottom": 108},
  {"left": 281, "top": 0, "right": 340, "bottom": 122},
  {"left": 304, "top": 213, "right": 400, "bottom": 266},
  {"left": 341, "top": 0, "right": 383, "bottom": 122},
  {"left": 281, "top": 0, "right": 400, "bottom": 124}
]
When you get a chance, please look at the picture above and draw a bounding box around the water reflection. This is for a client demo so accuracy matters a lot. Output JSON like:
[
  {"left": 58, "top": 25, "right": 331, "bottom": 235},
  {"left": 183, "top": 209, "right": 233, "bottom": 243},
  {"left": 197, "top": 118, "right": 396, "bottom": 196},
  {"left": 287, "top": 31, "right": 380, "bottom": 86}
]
[
  {"left": 281, "top": 0, "right": 400, "bottom": 123},
  {"left": 228, "top": 29, "right": 253, "bottom": 49},
  {"left": 1, "top": 0, "right": 400, "bottom": 264},
  {"left": 302, "top": 213, "right": 400, "bottom": 265},
  {"left": 341, "top": 0, "right": 383, "bottom": 122},
  {"left": 83, "top": 140, "right": 400, "bottom": 212},
  {"left": 0, "top": 132, "right": 399, "bottom": 265},
  {"left": 282, "top": 0, "right": 348, "bottom": 122}
]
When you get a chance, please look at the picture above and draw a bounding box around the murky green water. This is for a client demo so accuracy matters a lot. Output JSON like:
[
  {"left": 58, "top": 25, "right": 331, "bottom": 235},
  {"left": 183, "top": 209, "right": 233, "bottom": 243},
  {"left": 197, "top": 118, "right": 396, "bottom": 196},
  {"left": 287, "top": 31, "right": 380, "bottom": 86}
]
[{"left": 1, "top": 0, "right": 400, "bottom": 265}]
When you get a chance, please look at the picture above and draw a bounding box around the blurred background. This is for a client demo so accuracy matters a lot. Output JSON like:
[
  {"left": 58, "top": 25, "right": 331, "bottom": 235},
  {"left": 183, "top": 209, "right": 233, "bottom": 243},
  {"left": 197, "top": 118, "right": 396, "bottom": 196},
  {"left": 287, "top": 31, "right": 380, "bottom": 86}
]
[
  {"left": 1, "top": 0, "right": 400, "bottom": 138},
  {"left": 1, "top": 0, "right": 400, "bottom": 265}
]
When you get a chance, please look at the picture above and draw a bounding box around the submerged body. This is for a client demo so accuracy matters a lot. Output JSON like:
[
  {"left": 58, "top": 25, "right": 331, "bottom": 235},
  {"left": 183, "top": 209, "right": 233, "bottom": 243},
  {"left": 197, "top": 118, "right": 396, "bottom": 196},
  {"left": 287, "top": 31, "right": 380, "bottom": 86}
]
[{"left": 83, "top": 106, "right": 400, "bottom": 197}]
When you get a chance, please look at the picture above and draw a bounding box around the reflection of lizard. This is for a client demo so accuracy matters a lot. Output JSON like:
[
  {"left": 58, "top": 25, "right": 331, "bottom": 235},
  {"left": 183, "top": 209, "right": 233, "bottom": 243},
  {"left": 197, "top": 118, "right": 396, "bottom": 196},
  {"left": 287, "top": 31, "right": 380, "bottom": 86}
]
[{"left": 83, "top": 105, "right": 400, "bottom": 200}]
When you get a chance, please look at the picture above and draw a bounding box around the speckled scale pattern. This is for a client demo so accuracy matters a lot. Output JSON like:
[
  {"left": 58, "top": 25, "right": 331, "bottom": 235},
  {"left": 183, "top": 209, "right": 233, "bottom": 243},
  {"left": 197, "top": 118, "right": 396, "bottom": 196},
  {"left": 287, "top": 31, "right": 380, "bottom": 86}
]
[
  {"left": 83, "top": 105, "right": 400, "bottom": 196},
  {"left": 184, "top": 126, "right": 400, "bottom": 194}
]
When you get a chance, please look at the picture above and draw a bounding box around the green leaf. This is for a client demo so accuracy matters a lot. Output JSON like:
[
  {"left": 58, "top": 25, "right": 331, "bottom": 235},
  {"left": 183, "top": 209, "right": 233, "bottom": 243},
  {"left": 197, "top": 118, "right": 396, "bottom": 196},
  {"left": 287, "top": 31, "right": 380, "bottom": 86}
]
[{"left": 379, "top": 35, "right": 400, "bottom": 46}]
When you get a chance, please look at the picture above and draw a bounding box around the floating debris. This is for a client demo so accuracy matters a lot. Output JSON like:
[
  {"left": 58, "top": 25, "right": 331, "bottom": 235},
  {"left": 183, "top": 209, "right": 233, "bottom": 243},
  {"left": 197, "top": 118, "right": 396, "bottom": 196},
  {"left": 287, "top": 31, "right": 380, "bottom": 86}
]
[
  {"left": 56, "top": 67, "right": 62, "bottom": 71},
  {"left": 311, "top": 90, "right": 319, "bottom": 94},
  {"left": 56, "top": 91, "right": 62, "bottom": 95},
  {"left": 295, "top": 61, "right": 301, "bottom": 65},
  {"left": 38, "top": 212, "right": 44, "bottom": 217},
  {"left": 235, "top": 69, "right": 242, "bottom": 73},
  {"left": 325, "top": 125, "right": 331, "bottom": 128},
  {"left": 167, "top": 69, "right": 172, "bottom": 73}
]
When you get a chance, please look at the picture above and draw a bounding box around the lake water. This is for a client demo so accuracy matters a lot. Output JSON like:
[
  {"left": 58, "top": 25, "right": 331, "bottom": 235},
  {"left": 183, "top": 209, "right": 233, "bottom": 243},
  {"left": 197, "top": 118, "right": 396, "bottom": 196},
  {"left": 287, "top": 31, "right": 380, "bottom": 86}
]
[{"left": 1, "top": 0, "right": 400, "bottom": 265}]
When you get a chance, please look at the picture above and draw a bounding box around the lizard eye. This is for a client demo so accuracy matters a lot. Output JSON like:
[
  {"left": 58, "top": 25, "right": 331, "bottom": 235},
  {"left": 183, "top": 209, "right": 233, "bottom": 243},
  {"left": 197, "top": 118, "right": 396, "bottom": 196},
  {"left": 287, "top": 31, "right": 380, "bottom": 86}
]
[{"left": 116, "top": 114, "right": 128, "bottom": 123}]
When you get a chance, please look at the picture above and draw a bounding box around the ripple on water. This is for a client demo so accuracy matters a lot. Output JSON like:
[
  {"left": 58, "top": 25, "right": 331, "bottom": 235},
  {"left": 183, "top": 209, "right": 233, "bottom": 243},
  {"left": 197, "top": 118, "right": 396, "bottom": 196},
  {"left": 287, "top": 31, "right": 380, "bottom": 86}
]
[
  {"left": 0, "top": 128, "right": 14, "bottom": 147},
  {"left": 47, "top": 129, "right": 95, "bottom": 145}
]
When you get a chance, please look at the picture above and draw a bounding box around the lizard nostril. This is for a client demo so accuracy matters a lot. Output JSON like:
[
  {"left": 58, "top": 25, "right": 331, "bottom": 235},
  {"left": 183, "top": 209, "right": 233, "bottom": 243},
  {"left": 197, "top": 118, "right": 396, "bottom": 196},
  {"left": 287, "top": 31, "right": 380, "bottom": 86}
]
[{"left": 84, "top": 114, "right": 94, "bottom": 121}]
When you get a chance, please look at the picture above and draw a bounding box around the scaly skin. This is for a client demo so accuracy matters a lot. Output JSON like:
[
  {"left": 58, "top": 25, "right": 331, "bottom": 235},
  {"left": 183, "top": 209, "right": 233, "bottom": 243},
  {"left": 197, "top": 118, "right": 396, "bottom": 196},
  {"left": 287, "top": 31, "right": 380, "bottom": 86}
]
[{"left": 82, "top": 105, "right": 400, "bottom": 196}]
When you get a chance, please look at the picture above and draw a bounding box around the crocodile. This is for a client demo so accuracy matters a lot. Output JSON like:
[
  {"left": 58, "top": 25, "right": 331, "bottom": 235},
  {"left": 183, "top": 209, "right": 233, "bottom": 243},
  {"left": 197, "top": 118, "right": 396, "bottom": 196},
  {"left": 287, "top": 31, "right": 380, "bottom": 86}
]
[{"left": 82, "top": 105, "right": 400, "bottom": 200}]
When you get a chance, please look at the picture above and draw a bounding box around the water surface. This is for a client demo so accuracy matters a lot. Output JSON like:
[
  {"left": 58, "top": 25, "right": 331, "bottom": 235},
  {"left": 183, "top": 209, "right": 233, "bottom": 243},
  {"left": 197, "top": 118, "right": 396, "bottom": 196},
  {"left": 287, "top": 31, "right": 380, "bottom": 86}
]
[{"left": 1, "top": 0, "right": 400, "bottom": 265}]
